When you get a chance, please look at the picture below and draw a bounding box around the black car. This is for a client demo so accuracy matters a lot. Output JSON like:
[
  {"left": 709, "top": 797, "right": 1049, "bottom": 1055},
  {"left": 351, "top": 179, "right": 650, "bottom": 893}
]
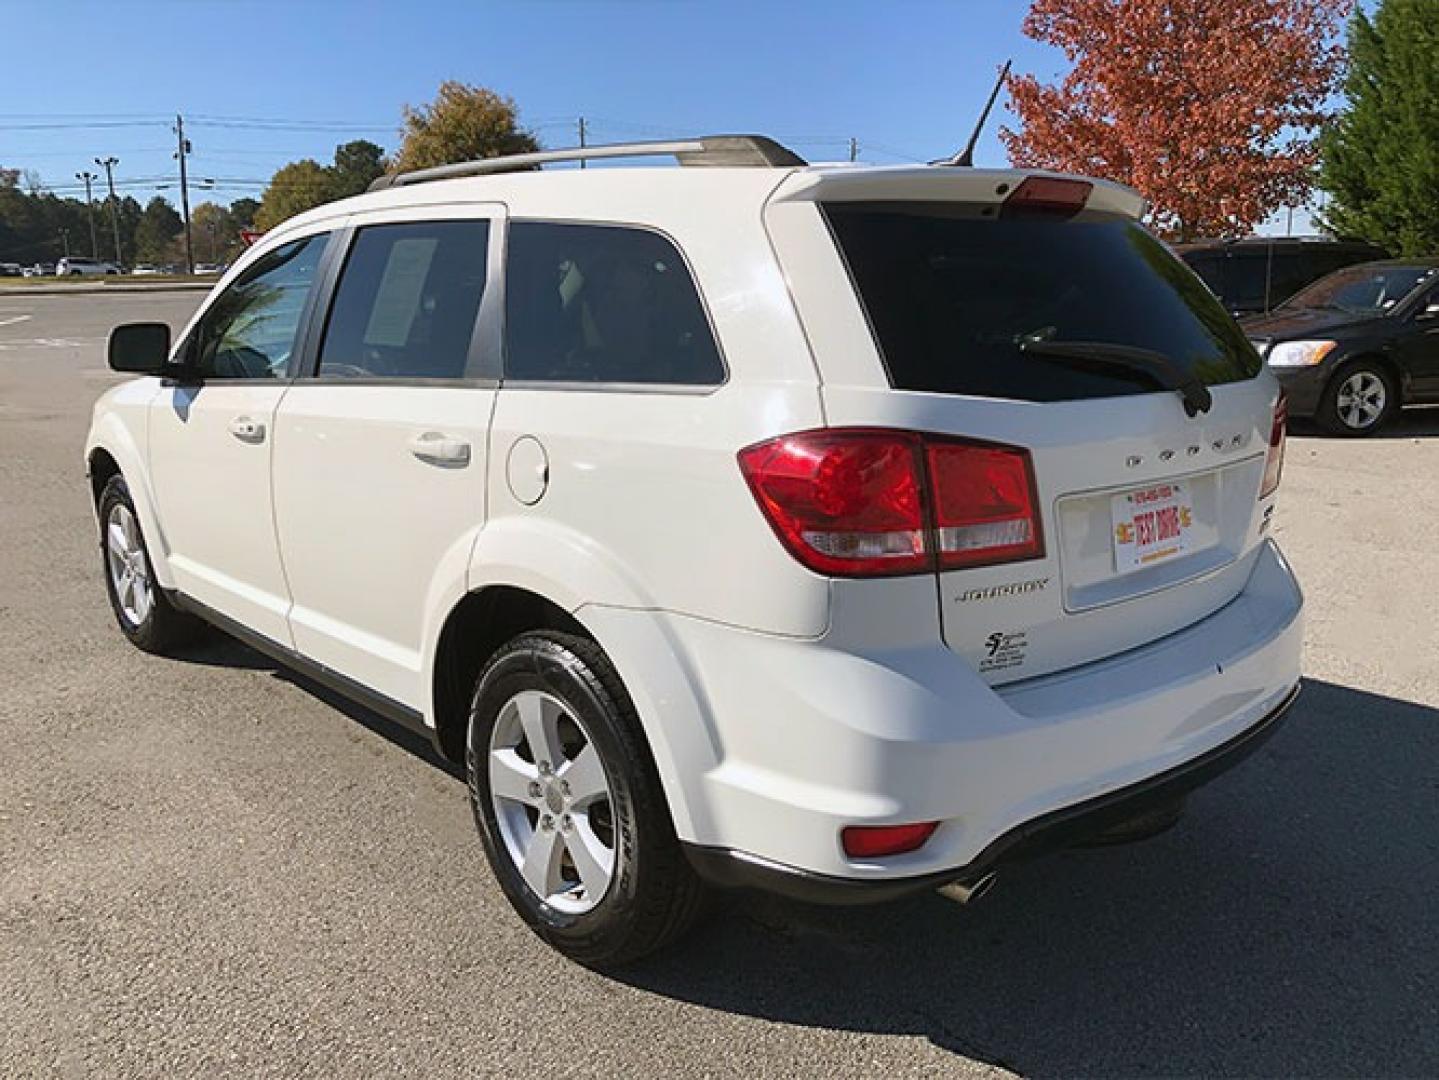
[
  {"left": 1177, "top": 237, "right": 1387, "bottom": 317},
  {"left": 1243, "top": 260, "right": 1439, "bottom": 435}
]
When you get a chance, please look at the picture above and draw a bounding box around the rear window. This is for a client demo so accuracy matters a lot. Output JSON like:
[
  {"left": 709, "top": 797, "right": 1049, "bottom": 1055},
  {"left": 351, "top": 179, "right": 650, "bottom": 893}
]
[{"left": 825, "top": 203, "right": 1261, "bottom": 402}]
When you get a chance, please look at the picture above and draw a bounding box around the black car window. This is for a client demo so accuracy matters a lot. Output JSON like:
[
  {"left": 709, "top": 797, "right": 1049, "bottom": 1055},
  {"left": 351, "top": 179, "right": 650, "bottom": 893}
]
[
  {"left": 825, "top": 203, "right": 1260, "bottom": 402},
  {"left": 1268, "top": 251, "right": 1315, "bottom": 308},
  {"left": 504, "top": 222, "right": 724, "bottom": 386},
  {"left": 1224, "top": 251, "right": 1270, "bottom": 312},
  {"left": 316, "top": 220, "right": 490, "bottom": 380},
  {"left": 1284, "top": 264, "right": 1435, "bottom": 314},
  {"left": 189, "top": 235, "right": 327, "bottom": 379}
]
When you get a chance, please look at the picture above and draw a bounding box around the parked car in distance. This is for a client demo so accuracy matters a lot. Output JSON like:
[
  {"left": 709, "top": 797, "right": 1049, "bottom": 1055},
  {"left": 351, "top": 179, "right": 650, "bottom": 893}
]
[
  {"left": 57, "top": 256, "right": 119, "bottom": 276},
  {"left": 86, "top": 135, "right": 1302, "bottom": 965},
  {"left": 24, "top": 262, "right": 56, "bottom": 277},
  {"left": 1177, "top": 237, "right": 1387, "bottom": 318},
  {"left": 0, "top": 261, "right": 22, "bottom": 277},
  {"left": 1245, "top": 259, "right": 1439, "bottom": 435},
  {"left": 131, "top": 264, "right": 160, "bottom": 276}
]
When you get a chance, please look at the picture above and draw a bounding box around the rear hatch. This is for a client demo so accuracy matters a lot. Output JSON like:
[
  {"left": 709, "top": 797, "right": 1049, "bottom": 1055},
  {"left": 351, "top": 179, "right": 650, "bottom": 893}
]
[{"left": 771, "top": 171, "right": 1281, "bottom": 684}]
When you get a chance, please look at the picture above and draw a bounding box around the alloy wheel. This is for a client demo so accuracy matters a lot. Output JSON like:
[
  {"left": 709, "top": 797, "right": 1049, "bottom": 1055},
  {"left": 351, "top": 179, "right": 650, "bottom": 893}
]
[
  {"left": 105, "top": 503, "right": 153, "bottom": 627},
  {"left": 1335, "top": 370, "right": 1387, "bottom": 431},
  {"left": 488, "top": 689, "right": 617, "bottom": 914}
]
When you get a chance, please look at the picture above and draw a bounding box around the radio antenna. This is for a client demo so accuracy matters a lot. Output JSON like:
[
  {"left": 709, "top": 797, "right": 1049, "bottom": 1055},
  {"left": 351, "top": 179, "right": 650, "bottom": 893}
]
[{"left": 944, "top": 59, "right": 1012, "bottom": 167}]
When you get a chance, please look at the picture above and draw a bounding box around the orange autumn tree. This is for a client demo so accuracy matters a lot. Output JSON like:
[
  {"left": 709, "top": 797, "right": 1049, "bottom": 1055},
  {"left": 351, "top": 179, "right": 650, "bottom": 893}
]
[{"left": 1001, "top": 0, "right": 1351, "bottom": 240}]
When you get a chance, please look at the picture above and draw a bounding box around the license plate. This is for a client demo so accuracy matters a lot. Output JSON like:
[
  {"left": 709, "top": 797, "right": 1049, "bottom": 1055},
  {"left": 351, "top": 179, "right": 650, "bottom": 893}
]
[{"left": 1111, "top": 481, "right": 1194, "bottom": 573}]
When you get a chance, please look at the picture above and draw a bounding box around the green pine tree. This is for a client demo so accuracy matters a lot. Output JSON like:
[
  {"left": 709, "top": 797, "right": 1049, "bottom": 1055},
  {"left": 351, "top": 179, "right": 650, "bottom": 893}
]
[{"left": 1319, "top": 0, "right": 1439, "bottom": 256}]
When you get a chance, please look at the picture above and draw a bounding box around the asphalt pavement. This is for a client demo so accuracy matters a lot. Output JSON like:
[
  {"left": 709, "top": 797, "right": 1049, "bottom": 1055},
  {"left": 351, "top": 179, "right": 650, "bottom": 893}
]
[{"left": 2, "top": 291, "right": 1437, "bottom": 1078}]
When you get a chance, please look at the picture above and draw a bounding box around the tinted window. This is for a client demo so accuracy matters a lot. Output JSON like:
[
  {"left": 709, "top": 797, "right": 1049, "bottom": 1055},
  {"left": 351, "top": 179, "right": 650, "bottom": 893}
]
[
  {"left": 190, "top": 235, "right": 326, "bottom": 379},
  {"left": 1223, "top": 251, "right": 1270, "bottom": 312},
  {"left": 825, "top": 203, "right": 1260, "bottom": 402},
  {"left": 1268, "top": 251, "right": 1314, "bottom": 308},
  {"left": 317, "top": 221, "right": 489, "bottom": 380},
  {"left": 504, "top": 222, "right": 724, "bottom": 385},
  {"left": 1283, "top": 263, "right": 1436, "bottom": 314}
]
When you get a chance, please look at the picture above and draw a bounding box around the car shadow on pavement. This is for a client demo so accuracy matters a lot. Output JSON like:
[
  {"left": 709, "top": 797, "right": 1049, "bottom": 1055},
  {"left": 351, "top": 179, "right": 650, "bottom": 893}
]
[
  {"left": 1290, "top": 404, "right": 1439, "bottom": 439},
  {"left": 170, "top": 633, "right": 463, "bottom": 779},
  {"left": 617, "top": 677, "right": 1439, "bottom": 1078}
]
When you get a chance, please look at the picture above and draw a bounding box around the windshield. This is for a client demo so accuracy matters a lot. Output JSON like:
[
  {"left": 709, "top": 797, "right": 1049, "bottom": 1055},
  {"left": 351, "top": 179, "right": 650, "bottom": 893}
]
[
  {"left": 824, "top": 203, "right": 1260, "bottom": 402},
  {"left": 1283, "top": 263, "right": 1435, "bottom": 314}
]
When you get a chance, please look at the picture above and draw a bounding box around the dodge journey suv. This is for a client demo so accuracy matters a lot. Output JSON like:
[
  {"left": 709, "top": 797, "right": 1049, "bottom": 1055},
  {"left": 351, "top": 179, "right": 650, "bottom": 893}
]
[{"left": 86, "top": 135, "right": 1302, "bottom": 965}]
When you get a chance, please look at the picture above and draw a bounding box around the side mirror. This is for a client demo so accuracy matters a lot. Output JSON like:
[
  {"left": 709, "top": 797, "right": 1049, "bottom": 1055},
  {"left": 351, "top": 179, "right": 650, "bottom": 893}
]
[{"left": 108, "top": 322, "right": 171, "bottom": 374}]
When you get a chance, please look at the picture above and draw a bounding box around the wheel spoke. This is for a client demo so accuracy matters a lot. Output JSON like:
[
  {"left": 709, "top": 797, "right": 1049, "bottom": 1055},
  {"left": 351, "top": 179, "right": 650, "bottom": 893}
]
[
  {"left": 519, "top": 821, "right": 565, "bottom": 899},
  {"left": 131, "top": 578, "right": 152, "bottom": 623},
  {"left": 564, "top": 814, "right": 614, "bottom": 899},
  {"left": 489, "top": 747, "right": 541, "bottom": 805},
  {"left": 558, "top": 744, "right": 608, "bottom": 808},
  {"left": 106, "top": 522, "right": 128, "bottom": 561},
  {"left": 118, "top": 568, "right": 135, "bottom": 608},
  {"left": 516, "top": 693, "right": 564, "bottom": 770}
]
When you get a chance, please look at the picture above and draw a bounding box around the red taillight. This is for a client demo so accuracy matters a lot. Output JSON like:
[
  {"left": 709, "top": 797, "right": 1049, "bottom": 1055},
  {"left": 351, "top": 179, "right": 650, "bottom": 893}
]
[
  {"left": 842, "top": 822, "right": 939, "bottom": 859},
  {"left": 737, "top": 430, "right": 927, "bottom": 576},
  {"left": 1261, "top": 392, "right": 1287, "bottom": 499},
  {"left": 927, "top": 442, "right": 1044, "bottom": 570},
  {"left": 738, "top": 428, "right": 1044, "bottom": 578},
  {"left": 1000, "top": 176, "right": 1093, "bottom": 220}
]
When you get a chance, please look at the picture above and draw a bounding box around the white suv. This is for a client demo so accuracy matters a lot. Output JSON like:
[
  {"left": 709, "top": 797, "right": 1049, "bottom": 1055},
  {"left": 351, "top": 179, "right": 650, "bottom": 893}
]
[
  {"left": 86, "top": 136, "right": 1302, "bottom": 965},
  {"left": 58, "top": 256, "right": 119, "bottom": 276}
]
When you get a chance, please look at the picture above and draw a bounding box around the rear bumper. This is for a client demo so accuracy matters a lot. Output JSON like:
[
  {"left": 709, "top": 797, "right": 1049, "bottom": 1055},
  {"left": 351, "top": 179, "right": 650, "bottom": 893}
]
[
  {"left": 582, "top": 539, "right": 1302, "bottom": 891},
  {"left": 684, "top": 680, "right": 1298, "bottom": 903}
]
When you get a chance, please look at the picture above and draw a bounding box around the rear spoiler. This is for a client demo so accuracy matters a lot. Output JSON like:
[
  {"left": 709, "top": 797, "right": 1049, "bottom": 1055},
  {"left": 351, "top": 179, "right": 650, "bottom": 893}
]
[{"left": 768, "top": 166, "right": 1148, "bottom": 221}]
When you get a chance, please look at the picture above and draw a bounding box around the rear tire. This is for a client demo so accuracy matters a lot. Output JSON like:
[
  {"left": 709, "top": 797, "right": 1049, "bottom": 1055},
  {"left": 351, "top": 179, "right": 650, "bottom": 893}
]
[
  {"left": 1318, "top": 360, "right": 1397, "bottom": 436},
  {"left": 98, "top": 475, "right": 203, "bottom": 654},
  {"left": 466, "top": 631, "right": 709, "bottom": 967}
]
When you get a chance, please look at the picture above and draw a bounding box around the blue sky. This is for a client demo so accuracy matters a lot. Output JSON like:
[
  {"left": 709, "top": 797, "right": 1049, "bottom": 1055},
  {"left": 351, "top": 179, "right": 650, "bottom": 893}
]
[{"left": 7, "top": 0, "right": 1313, "bottom": 231}]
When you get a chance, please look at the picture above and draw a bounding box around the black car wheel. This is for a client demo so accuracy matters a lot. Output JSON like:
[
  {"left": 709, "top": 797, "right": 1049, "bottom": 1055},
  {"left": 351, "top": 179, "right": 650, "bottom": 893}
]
[{"left": 1319, "top": 360, "right": 1397, "bottom": 436}]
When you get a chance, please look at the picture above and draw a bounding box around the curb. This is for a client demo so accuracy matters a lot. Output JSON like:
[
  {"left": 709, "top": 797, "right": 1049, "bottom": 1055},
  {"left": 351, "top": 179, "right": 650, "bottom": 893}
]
[{"left": 0, "top": 282, "right": 215, "bottom": 297}]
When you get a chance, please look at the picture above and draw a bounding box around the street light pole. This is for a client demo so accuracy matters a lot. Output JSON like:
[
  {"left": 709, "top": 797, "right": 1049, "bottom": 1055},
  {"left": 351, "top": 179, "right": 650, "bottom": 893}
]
[
  {"left": 96, "top": 156, "right": 123, "bottom": 268},
  {"left": 75, "top": 171, "right": 99, "bottom": 258}
]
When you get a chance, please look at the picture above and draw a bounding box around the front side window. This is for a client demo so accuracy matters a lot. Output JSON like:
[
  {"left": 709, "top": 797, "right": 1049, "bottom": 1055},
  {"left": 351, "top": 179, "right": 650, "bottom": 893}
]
[
  {"left": 190, "top": 235, "right": 327, "bottom": 379},
  {"left": 504, "top": 222, "right": 724, "bottom": 386},
  {"left": 825, "top": 203, "right": 1261, "bottom": 402},
  {"left": 316, "top": 220, "right": 490, "bottom": 380}
]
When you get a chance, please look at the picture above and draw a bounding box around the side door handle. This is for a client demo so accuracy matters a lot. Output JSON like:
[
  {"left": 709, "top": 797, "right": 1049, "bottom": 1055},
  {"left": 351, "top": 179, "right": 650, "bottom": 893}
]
[
  {"left": 229, "top": 415, "right": 266, "bottom": 443},
  {"left": 408, "top": 431, "right": 471, "bottom": 467}
]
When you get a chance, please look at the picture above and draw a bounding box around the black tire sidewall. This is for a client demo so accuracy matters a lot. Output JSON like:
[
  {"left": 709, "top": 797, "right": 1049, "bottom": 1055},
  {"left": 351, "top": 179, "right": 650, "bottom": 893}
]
[
  {"left": 466, "top": 635, "right": 657, "bottom": 957},
  {"left": 1320, "top": 361, "right": 1396, "bottom": 436}
]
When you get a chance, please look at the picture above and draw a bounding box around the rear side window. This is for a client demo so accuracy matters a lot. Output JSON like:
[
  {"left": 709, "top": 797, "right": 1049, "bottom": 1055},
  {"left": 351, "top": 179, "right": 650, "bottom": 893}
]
[
  {"left": 317, "top": 220, "right": 490, "bottom": 380},
  {"left": 825, "top": 203, "right": 1260, "bottom": 402},
  {"left": 504, "top": 222, "right": 724, "bottom": 386}
]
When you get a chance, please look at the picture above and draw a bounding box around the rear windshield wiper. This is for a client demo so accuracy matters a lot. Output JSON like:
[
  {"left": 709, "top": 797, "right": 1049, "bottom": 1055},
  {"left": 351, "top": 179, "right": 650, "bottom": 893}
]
[{"left": 1018, "top": 337, "right": 1213, "bottom": 417}]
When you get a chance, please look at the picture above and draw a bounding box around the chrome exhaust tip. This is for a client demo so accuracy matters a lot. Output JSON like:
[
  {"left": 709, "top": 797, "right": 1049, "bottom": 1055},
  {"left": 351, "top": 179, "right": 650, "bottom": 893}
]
[{"left": 937, "top": 871, "right": 997, "bottom": 906}]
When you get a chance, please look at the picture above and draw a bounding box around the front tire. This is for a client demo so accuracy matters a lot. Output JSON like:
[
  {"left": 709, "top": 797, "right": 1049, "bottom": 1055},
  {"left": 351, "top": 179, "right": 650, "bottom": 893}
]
[
  {"left": 98, "top": 475, "right": 202, "bottom": 654},
  {"left": 466, "top": 631, "right": 708, "bottom": 966},
  {"left": 1319, "top": 361, "right": 1397, "bottom": 436}
]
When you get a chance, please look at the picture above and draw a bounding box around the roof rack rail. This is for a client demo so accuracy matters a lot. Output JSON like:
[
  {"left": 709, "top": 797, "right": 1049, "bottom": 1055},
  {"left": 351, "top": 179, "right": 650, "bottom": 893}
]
[{"left": 369, "top": 134, "right": 807, "bottom": 191}]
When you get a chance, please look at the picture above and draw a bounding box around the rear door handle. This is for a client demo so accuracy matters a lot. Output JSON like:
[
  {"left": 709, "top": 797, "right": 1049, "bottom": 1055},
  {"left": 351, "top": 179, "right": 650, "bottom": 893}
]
[
  {"left": 408, "top": 431, "right": 471, "bottom": 467},
  {"left": 229, "top": 416, "right": 266, "bottom": 443}
]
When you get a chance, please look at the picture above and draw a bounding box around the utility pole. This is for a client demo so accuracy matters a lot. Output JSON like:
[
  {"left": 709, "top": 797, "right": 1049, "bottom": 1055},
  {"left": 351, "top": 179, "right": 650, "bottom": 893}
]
[
  {"left": 96, "top": 156, "right": 123, "bottom": 267},
  {"left": 849, "top": 137, "right": 858, "bottom": 162},
  {"left": 76, "top": 171, "right": 99, "bottom": 258},
  {"left": 59, "top": 228, "right": 70, "bottom": 258},
  {"left": 173, "top": 114, "right": 194, "bottom": 274},
  {"left": 578, "top": 116, "right": 587, "bottom": 169}
]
